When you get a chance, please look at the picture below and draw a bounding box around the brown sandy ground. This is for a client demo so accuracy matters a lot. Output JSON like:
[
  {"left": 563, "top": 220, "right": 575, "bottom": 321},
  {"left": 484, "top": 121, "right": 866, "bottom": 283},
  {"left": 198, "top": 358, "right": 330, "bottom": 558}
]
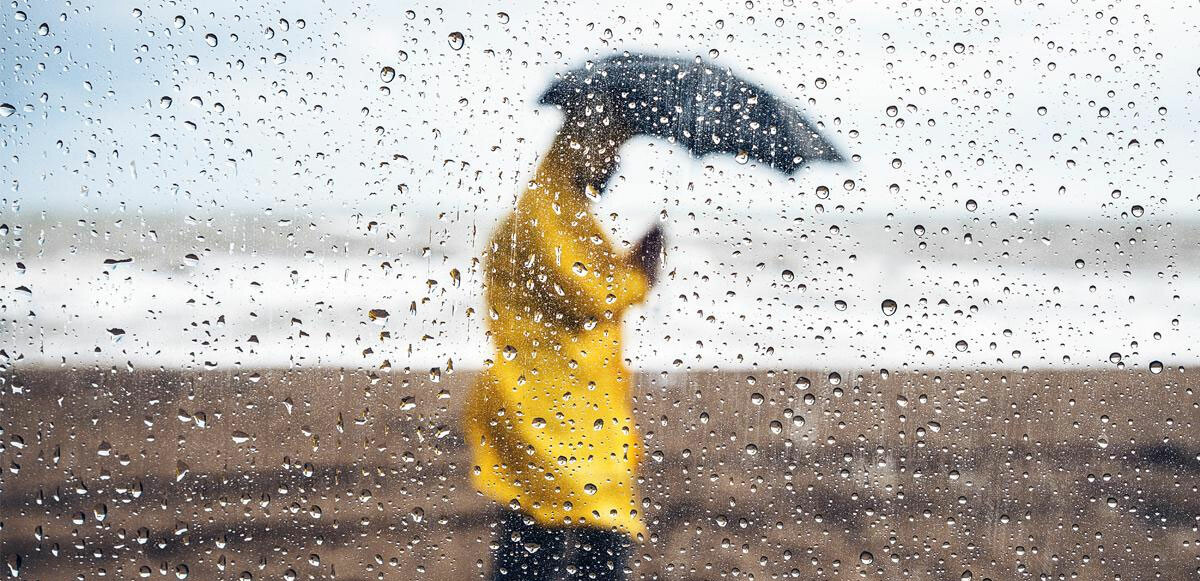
[{"left": 1, "top": 367, "right": 1197, "bottom": 580}]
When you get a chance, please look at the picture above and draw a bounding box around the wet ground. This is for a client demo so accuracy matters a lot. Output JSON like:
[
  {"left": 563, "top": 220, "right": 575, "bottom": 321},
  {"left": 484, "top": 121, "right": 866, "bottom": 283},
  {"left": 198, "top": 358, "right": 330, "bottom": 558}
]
[{"left": 2, "top": 367, "right": 1197, "bottom": 580}]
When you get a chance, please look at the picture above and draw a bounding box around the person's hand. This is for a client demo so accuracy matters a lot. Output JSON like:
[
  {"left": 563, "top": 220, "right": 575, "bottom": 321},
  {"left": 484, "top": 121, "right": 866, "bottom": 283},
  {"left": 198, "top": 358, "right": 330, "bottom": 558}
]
[{"left": 631, "top": 224, "right": 664, "bottom": 286}]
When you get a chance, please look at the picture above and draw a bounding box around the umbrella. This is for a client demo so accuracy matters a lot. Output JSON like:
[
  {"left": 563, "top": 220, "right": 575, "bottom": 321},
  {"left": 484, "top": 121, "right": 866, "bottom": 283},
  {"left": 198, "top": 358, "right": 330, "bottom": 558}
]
[{"left": 540, "top": 52, "right": 843, "bottom": 174}]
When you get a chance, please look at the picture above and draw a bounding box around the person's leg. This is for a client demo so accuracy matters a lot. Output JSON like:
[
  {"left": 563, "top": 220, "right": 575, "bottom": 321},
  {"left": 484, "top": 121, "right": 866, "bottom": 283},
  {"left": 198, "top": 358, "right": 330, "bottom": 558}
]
[
  {"left": 491, "top": 510, "right": 567, "bottom": 581},
  {"left": 568, "top": 527, "right": 630, "bottom": 581}
]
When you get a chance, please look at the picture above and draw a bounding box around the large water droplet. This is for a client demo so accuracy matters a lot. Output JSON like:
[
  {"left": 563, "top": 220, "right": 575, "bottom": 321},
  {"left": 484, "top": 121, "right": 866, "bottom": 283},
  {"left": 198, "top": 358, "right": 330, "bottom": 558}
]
[
  {"left": 881, "top": 299, "right": 898, "bottom": 316},
  {"left": 447, "top": 31, "right": 465, "bottom": 50}
]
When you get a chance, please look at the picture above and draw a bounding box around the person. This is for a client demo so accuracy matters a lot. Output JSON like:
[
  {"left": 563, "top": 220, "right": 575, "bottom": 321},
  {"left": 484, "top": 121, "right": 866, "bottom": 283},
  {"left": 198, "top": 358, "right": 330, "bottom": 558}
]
[{"left": 463, "top": 98, "right": 663, "bottom": 581}]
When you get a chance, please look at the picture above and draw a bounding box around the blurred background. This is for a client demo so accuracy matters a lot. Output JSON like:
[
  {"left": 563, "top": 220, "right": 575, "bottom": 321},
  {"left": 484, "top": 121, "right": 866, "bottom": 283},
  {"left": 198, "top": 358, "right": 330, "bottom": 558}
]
[{"left": 1, "top": 1, "right": 1197, "bottom": 579}]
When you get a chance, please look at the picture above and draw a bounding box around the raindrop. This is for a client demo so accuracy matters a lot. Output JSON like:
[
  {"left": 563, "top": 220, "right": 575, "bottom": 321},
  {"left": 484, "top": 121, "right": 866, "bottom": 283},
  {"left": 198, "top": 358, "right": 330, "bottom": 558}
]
[
  {"left": 503, "top": 345, "right": 518, "bottom": 360},
  {"left": 881, "top": 299, "right": 897, "bottom": 316},
  {"left": 1074, "top": 259, "right": 1085, "bottom": 269},
  {"left": 497, "top": 12, "right": 510, "bottom": 24},
  {"left": 0, "top": 104, "right": 15, "bottom": 118},
  {"left": 814, "top": 77, "right": 827, "bottom": 89},
  {"left": 204, "top": 33, "right": 218, "bottom": 47},
  {"left": 447, "top": 31, "right": 465, "bottom": 50},
  {"left": 953, "top": 42, "right": 965, "bottom": 53},
  {"left": 734, "top": 150, "right": 748, "bottom": 164},
  {"left": 1149, "top": 360, "right": 1163, "bottom": 374},
  {"left": 833, "top": 300, "right": 847, "bottom": 311},
  {"left": 965, "top": 199, "right": 977, "bottom": 211},
  {"left": 781, "top": 269, "right": 794, "bottom": 282},
  {"left": 174, "top": 15, "right": 186, "bottom": 28},
  {"left": 860, "top": 551, "right": 874, "bottom": 565},
  {"left": 380, "top": 66, "right": 396, "bottom": 83},
  {"left": 955, "top": 340, "right": 968, "bottom": 352},
  {"left": 159, "top": 96, "right": 173, "bottom": 109},
  {"left": 828, "top": 372, "right": 841, "bottom": 385},
  {"left": 37, "top": 22, "right": 49, "bottom": 36},
  {"left": 1130, "top": 205, "right": 1144, "bottom": 217}
]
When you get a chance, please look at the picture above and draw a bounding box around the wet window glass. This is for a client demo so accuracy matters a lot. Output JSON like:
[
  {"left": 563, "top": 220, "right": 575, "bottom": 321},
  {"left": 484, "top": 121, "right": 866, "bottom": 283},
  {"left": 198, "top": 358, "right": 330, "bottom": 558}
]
[{"left": 2, "top": 2, "right": 1196, "bottom": 580}]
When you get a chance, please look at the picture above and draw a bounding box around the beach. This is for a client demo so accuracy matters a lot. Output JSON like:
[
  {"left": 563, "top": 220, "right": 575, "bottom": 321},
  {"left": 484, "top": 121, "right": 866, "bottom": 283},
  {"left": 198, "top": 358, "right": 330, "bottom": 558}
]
[{"left": 2, "top": 366, "right": 1195, "bottom": 580}]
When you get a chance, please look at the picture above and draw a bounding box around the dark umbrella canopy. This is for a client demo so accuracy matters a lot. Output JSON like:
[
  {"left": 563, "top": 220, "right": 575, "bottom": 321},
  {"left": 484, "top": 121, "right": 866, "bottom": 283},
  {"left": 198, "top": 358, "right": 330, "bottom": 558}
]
[{"left": 540, "top": 53, "right": 842, "bottom": 174}]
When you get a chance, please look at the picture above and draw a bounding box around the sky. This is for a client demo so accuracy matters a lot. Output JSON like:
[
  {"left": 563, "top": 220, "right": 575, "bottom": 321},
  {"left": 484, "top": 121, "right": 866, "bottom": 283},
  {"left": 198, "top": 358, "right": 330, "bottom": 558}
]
[{"left": 1, "top": 0, "right": 1197, "bottom": 372}]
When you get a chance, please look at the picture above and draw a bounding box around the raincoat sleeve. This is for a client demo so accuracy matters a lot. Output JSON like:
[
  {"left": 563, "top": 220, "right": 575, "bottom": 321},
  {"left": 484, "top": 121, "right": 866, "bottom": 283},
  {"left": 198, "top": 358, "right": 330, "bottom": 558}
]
[{"left": 529, "top": 202, "right": 650, "bottom": 316}]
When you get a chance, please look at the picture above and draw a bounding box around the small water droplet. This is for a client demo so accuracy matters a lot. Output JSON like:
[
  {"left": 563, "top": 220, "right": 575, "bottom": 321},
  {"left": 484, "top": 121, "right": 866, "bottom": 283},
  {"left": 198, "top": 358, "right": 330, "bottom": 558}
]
[
  {"left": 204, "top": 33, "right": 218, "bottom": 47},
  {"left": 781, "top": 269, "right": 794, "bottom": 282},
  {"left": 447, "top": 31, "right": 465, "bottom": 50},
  {"left": 159, "top": 96, "right": 173, "bottom": 109},
  {"left": 497, "top": 12, "right": 510, "bottom": 24},
  {"left": 380, "top": 66, "right": 396, "bottom": 83},
  {"left": 814, "top": 77, "right": 827, "bottom": 89},
  {"left": 955, "top": 340, "right": 968, "bottom": 352},
  {"left": 860, "top": 551, "right": 874, "bottom": 565}
]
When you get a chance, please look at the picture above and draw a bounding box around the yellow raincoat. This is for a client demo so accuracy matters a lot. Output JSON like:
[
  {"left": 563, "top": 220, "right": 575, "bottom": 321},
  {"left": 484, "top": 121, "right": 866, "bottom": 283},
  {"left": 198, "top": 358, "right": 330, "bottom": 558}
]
[{"left": 464, "top": 155, "right": 651, "bottom": 537}]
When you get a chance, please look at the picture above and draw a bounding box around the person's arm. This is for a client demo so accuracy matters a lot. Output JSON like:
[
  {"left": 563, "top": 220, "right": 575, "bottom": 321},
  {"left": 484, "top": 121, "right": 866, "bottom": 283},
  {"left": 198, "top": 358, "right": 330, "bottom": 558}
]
[
  {"left": 630, "top": 224, "right": 664, "bottom": 287},
  {"left": 526, "top": 204, "right": 650, "bottom": 317}
]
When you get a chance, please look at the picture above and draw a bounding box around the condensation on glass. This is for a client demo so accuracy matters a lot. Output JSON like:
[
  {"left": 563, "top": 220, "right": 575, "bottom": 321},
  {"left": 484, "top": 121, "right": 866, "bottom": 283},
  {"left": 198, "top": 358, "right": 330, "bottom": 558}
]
[{"left": 1, "top": 2, "right": 1195, "bottom": 580}]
